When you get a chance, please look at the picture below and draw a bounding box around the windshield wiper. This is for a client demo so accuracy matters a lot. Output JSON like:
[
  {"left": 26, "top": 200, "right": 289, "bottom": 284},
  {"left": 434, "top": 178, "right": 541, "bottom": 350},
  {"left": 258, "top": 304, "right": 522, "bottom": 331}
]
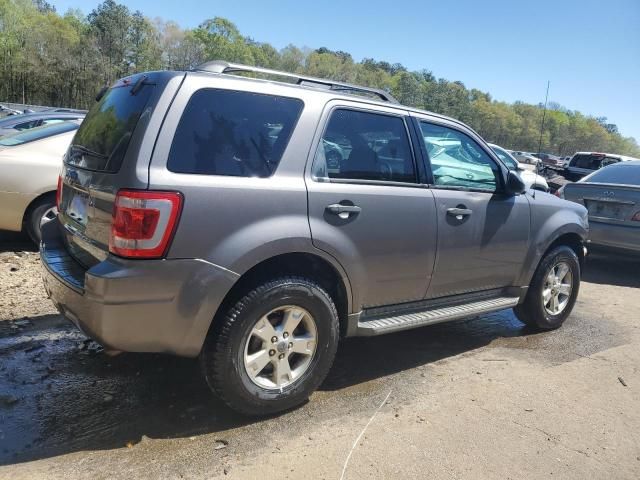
[{"left": 70, "top": 144, "right": 108, "bottom": 159}]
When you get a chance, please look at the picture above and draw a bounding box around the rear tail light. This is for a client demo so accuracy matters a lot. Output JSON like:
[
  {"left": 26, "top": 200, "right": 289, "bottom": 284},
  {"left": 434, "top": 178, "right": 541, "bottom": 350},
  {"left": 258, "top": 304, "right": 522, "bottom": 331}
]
[
  {"left": 632, "top": 211, "right": 640, "bottom": 222},
  {"left": 56, "top": 175, "right": 62, "bottom": 209},
  {"left": 109, "top": 190, "right": 183, "bottom": 258}
]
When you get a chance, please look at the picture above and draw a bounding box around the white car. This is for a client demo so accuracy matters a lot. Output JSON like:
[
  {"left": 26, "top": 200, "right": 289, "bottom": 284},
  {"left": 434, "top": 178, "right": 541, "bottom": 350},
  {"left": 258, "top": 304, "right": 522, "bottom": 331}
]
[
  {"left": 0, "top": 121, "right": 80, "bottom": 242},
  {"left": 489, "top": 144, "right": 549, "bottom": 192},
  {"left": 511, "top": 150, "right": 540, "bottom": 165}
]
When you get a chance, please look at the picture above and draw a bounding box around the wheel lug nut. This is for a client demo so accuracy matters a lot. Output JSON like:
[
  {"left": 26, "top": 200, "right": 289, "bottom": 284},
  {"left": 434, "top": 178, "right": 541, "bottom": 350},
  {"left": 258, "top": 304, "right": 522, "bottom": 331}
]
[
  {"left": 278, "top": 353, "right": 285, "bottom": 360},
  {"left": 271, "top": 336, "right": 277, "bottom": 343},
  {"left": 269, "top": 349, "right": 275, "bottom": 356},
  {"left": 288, "top": 342, "right": 293, "bottom": 349},
  {"left": 283, "top": 332, "right": 289, "bottom": 339}
]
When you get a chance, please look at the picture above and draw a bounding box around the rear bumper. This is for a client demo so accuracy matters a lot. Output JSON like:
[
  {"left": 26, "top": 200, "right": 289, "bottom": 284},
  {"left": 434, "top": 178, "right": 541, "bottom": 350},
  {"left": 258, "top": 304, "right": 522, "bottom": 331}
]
[
  {"left": 588, "top": 221, "right": 640, "bottom": 254},
  {"left": 40, "top": 219, "right": 239, "bottom": 357}
]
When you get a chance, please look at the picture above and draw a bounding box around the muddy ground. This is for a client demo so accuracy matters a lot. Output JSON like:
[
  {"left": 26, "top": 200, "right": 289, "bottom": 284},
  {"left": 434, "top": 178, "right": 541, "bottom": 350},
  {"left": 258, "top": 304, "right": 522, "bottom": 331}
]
[{"left": 0, "top": 230, "right": 639, "bottom": 479}]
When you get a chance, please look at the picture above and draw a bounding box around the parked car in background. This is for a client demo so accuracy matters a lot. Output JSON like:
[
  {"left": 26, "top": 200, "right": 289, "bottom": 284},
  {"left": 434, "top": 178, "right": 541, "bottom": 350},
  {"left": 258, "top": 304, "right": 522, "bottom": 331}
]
[
  {"left": 564, "top": 152, "right": 638, "bottom": 181},
  {"left": 512, "top": 151, "right": 540, "bottom": 165},
  {"left": 0, "top": 104, "right": 24, "bottom": 116},
  {"left": 0, "top": 111, "right": 85, "bottom": 137},
  {"left": 535, "top": 152, "right": 564, "bottom": 169},
  {"left": 41, "top": 62, "right": 588, "bottom": 416},
  {"left": 559, "top": 160, "right": 640, "bottom": 255},
  {"left": 489, "top": 143, "right": 549, "bottom": 191},
  {"left": 562, "top": 156, "right": 572, "bottom": 168},
  {"left": 0, "top": 121, "right": 80, "bottom": 242}
]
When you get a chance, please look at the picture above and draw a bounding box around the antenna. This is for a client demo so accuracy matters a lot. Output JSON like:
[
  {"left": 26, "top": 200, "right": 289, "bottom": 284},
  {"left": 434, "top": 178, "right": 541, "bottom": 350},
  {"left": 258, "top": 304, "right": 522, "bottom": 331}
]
[{"left": 537, "top": 80, "right": 550, "bottom": 155}]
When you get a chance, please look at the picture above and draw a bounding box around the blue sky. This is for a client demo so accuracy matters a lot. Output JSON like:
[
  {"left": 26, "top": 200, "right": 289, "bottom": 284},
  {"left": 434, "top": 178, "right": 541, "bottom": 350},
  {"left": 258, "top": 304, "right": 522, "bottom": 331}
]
[{"left": 51, "top": 0, "right": 640, "bottom": 141}]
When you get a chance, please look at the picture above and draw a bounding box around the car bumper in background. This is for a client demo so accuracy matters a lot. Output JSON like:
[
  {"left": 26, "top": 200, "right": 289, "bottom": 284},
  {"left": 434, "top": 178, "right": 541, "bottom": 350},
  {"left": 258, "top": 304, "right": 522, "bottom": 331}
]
[
  {"left": 588, "top": 221, "right": 640, "bottom": 255},
  {"left": 40, "top": 219, "right": 239, "bottom": 357}
]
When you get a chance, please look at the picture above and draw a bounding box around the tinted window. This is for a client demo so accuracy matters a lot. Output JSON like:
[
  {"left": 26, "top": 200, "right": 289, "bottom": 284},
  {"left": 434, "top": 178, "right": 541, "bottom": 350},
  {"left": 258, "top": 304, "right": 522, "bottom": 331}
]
[
  {"left": 0, "top": 121, "right": 78, "bottom": 146},
  {"left": 312, "top": 109, "right": 416, "bottom": 183},
  {"left": 14, "top": 120, "right": 40, "bottom": 130},
  {"left": 420, "top": 122, "right": 499, "bottom": 191},
  {"left": 168, "top": 89, "right": 303, "bottom": 177},
  {"left": 583, "top": 164, "right": 640, "bottom": 185},
  {"left": 66, "top": 76, "right": 154, "bottom": 172},
  {"left": 570, "top": 154, "right": 619, "bottom": 170}
]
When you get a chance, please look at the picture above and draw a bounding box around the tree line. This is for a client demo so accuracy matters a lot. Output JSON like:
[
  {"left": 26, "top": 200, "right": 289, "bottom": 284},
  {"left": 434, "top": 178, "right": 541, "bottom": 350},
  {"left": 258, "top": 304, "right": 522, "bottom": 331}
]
[{"left": 1, "top": 0, "right": 638, "bottom": 157}]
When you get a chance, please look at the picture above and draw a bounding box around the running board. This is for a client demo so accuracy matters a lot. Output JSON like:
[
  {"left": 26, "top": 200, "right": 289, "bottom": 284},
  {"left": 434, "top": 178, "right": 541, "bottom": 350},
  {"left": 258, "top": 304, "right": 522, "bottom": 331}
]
[{"left": 356, "top": 296, "right": 520, "bottom": 336}]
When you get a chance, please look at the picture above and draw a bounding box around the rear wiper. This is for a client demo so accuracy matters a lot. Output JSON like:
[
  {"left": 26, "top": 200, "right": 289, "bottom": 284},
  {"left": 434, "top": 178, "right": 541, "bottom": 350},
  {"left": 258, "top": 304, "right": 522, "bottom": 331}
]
[
  {"left": 130, "top": 75, "right": 149, "bottom": 96},
  {"left": 71, "top": 144, "right": 107, "bottom": 159}
]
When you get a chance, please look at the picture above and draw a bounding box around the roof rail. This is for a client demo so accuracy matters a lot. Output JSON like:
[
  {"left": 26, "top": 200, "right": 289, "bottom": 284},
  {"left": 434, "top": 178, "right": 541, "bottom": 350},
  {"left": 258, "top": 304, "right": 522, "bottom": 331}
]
[{"left": 193, "top": 60, "right": 399, "bottom": 104}]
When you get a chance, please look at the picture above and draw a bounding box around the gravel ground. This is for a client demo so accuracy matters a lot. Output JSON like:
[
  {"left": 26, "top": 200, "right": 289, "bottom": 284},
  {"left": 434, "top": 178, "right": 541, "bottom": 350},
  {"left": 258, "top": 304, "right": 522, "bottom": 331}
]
[
  {"left": 0, "top": 231, "right": 639, "bottom": 479},
  {"left": 0, "top": 248, "right": 57, "bottom": 321}
]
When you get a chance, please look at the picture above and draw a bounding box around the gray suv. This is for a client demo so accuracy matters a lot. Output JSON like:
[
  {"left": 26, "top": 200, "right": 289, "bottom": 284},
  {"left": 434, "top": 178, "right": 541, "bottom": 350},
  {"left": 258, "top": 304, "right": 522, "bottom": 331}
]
[{"left": 41, "top": 61, "right": 588, "bottom": 415}]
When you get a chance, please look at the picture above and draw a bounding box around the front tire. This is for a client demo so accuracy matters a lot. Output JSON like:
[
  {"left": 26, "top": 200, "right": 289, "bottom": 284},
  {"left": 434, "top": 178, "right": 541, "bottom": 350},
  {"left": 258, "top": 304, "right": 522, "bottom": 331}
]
[
  {"left": 200, "top": 277, "right": 339, "bottom": 416},
  {"left": 514, "top": 246, "right": 580, "bottom": 330}
]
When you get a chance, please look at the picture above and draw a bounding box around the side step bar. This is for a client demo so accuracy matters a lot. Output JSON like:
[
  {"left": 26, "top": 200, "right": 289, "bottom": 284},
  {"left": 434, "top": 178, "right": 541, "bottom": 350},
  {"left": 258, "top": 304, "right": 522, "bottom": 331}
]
[{"left": 356, "top": 296, "right": 520, "bottom": 336}]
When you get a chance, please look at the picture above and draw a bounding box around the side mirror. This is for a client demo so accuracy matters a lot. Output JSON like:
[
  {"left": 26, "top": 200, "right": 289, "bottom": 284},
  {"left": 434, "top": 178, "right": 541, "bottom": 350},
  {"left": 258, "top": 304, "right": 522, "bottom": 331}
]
[{"left": 505, "top": 170, "right": 527, "bottom": 195}]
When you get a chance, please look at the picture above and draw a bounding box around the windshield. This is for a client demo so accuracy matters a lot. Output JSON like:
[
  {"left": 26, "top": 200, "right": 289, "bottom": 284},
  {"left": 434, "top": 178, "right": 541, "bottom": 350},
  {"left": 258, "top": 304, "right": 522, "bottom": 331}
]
[
  {"left": 490, "top": 145, "right": 518, "bottom": 170},
  {"left": 0, "top": 121, "right": 79, "bottom": 146},
  {"left": 66, "top": 76, "right": 154, "bottom": 172}
]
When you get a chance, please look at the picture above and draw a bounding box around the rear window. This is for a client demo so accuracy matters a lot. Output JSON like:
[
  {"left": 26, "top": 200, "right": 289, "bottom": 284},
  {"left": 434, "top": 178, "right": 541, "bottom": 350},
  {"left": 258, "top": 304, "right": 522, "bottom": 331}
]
[
  {"left": 167, "top": 89, "right": 303, "bottom": 177},
  {"left": 0, "top": 121, "right": 78, "bottom": 146},
  {"left": 66, "top": 77, "right": 154, "bottom": 172},
  {"left": 583, "top": 164, "right": 640, "bottom": 185},
  {"left": 571, "top": 154, "right": 618, "bottom": 170}
]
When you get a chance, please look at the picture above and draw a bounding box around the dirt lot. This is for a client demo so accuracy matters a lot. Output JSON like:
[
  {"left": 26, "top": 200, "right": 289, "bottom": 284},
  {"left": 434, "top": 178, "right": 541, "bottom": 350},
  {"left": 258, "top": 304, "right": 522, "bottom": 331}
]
[{"left": 0, "top": 230, "right": 639, "bottom": 480}]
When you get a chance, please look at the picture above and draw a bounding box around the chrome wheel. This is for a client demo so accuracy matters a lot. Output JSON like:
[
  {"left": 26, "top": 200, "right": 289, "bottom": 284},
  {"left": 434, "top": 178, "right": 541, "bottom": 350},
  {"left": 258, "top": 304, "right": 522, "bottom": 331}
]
[
  {"left": 40, "top": 206, "right": 58, "bottom": 229},
  {"left": 243, "top": 305, "right": 317, "bottom": 390},
  {"left": 543, "top": 262, "right": 573, "bottom": 315}
]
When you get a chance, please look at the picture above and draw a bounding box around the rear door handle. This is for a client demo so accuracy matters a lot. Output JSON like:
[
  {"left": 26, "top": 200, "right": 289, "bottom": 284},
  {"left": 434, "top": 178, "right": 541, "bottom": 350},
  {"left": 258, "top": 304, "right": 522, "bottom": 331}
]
[
  {"left": 326, "top": 203, "right": 362, "bottom": 218},
  {"left": 446, "top": 207, "right": 473, "bottom": 220}
]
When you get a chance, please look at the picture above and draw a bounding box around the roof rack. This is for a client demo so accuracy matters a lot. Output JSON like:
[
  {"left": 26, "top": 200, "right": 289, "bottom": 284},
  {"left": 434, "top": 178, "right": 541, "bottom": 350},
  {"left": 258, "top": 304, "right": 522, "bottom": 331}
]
[{"left": 193, "top": 60, "right": 399, "bottom": 104}]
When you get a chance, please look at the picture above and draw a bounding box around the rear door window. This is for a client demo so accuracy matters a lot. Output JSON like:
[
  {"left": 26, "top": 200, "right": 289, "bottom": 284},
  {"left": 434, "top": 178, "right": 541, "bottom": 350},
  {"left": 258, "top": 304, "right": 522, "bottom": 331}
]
[
  {"left": 312, "top": 108, "right": 416, "bottom": 183},
  {"left": 66, "top": 76, "right": 154, "bottom": 172},
  {"left": 167, "top": 89, "right": 303, "bottom": 177}
]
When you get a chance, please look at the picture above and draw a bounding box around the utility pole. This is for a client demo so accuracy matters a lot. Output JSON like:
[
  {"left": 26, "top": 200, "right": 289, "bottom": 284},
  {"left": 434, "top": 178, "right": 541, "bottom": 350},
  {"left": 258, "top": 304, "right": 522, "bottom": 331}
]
[{"left": 537, "top": 80, "right": 550, "bottom": 154}]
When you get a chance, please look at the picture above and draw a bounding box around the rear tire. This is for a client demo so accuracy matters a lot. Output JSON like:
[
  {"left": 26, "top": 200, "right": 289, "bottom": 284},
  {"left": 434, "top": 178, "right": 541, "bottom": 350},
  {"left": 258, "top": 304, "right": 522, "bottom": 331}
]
[
  {"left": 200, "top": 277, "right": 339, "bottom": 416},
  {"left": 25, "top": 195, "right": 57, "bottom": 245},
  {"left": 514, "top": 246, "right": 580, "bottom": 330}
]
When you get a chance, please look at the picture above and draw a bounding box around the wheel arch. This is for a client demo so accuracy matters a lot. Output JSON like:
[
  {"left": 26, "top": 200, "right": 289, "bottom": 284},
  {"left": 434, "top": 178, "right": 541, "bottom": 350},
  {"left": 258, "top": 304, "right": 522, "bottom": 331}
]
[
  {"left": 22, "top": 190, "right": 56, "bottom": 229},
  {"left": 209, "top": 252, "right": 353, "bottom": 341},
  {"left": 519, "top": 224, "right": 587, "bottom": 287}
]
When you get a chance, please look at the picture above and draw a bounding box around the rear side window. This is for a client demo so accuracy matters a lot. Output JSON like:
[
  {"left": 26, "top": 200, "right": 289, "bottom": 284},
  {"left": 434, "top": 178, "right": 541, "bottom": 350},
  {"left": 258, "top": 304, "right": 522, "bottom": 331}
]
[
  {"left": 66, "top": 76, "right": 154, "bottom": 172},
  {"left": 312, "top": 109, "right": 416, "bottom": 183},
  {"left": 168, "top": 89, "right": 303, "bottom": 177}
]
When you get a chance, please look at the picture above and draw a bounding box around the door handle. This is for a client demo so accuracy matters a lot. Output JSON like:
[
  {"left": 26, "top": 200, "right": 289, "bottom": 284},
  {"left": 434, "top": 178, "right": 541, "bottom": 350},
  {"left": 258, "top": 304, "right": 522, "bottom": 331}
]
[
  {"left": 326, "top": 203, "right": 362, "bottom": 218},
  {"left": 446, "top": 207, "right": 473, "bottom": 220}
]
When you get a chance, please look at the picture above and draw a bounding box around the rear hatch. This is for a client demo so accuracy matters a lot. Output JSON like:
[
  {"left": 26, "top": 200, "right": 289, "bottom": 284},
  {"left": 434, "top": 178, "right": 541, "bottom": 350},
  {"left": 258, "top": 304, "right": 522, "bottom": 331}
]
[{"left": 58, "top": 72, "right": 182, "bottom": 267}]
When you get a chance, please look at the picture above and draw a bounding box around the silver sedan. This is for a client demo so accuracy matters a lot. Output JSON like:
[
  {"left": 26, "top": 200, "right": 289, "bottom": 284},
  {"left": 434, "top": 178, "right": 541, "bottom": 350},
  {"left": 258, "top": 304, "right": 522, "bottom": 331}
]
[{"left": 559, "top": 160, "right": 640, "bottom": 255}]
